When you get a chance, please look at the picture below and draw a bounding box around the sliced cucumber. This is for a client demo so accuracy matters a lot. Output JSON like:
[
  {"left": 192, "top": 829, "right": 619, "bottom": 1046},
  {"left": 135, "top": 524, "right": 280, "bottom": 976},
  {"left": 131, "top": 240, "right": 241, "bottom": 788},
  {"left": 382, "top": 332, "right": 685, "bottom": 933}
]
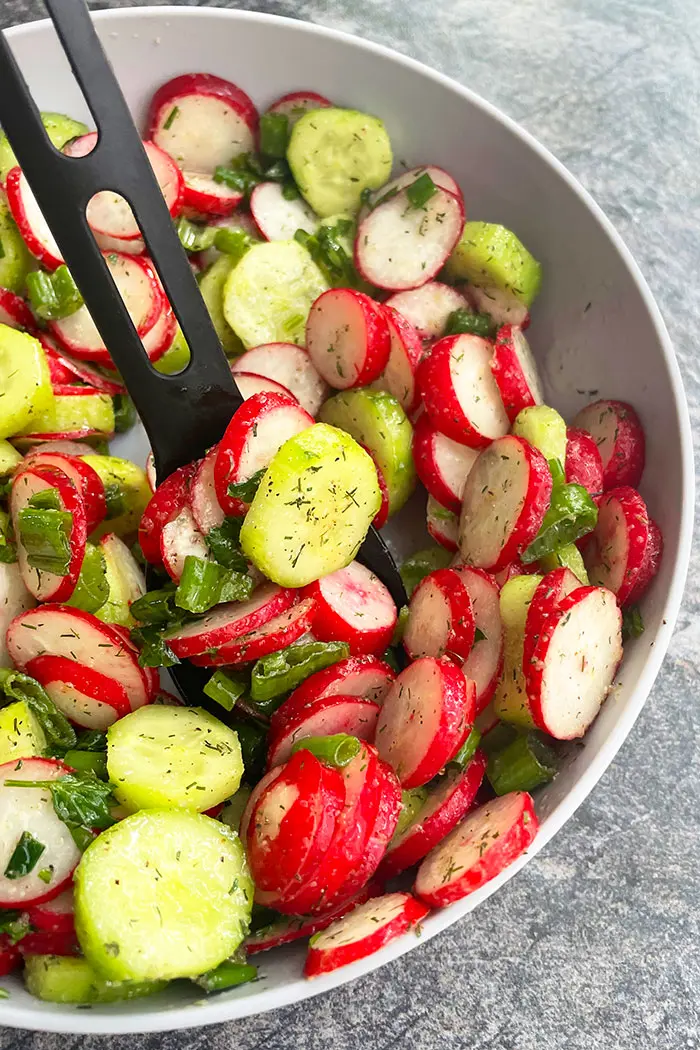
[
  {"left": 319, "top": 388, "right": 415, "bottom": 515},
  {"left": 0, "top": 699, "right": 47, "bottom": 764},
  {"left": 96, "top": 533, "right": 146, "bottom": 626},
  {"left": 198, "top": 257, "right": 245, "bottom": 357},
  {"left": 20, "top": 392, "right": 115, "bottom": 438},
  {"left": 153, "top": 324, "right": 191, "bottom": 374},
  {"left": 223, "top": 240, "right": 328, "bottom": 348},
  {"left": 392, "top": 786, "right": 429, "bottom": 842},
  {"left": 240, "top": 422, "right": 381, "bottom": 587},
  {"left": 81, "top": 455, "right": 151, "bottom": 540},
  {"left": 74, "top": 808, "right": 253, "bottom": 981},
  {"left": 287, "top": 108, "right": 393, "bottom": 217},
  {"left": 539, "top": 542, "right": 589, "bottom": 584},
  {"left": 0, "top": 202, "right": 33, "bottom": 294},
  {"left": 0, "top": 112, "right": 89, "bottom": 185},
  {"left": 512, "top": 405, "right": 567, "bottom": 464},
  {"left": 0, "top": 438, "right": 22, "bottom": 476},
  {"left": 0, "top": 326, "right": 53, "bottom": 440},
  {"left": 493, "top": 574, "right": 542, "bottom": 728},
  {"left": 107, "top": 705, "right": 243, "bottom": 812},
  {"left": 445, "top": 221, "right": 542, "bottom": 308},
  {"left": 23, "top": 954, "right": 166, "bottom": 1005}
]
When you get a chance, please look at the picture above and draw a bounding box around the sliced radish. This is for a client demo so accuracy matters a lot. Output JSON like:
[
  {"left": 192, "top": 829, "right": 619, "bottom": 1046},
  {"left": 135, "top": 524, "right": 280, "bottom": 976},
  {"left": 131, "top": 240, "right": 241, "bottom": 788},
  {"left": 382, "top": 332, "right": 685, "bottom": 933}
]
[
  {"left": 197, "top": 212, "right": 260, "bottom": 269},
  {"left": 465, "top": 284, "right": 530, "bottom": 328},
  {"left": 188, "top": 445, "right": 225, "bottom": 535},
  {"left": 5, "top": 167, "right": 64, "bottom": 269},
  {"left": 160, "top": 505, "right": 209, "bottom": 583},
  {"left": 231, "top": 343, "right": 328, "bottom": 416},
  {"left": 267, "top": 695, "right": 381, "bottom": 769},
  {"left": 426, "top": 495, "right": 459, "bottom": 552},
  {"left": 452, "top": 566, "right": 503, "bottom": 713},
  {"left": 233, "top": 371, "right": 297, "bottom": 402},
  {"left": 0, "top": 757, "right": 81, "bottom": 907},
  {"left": 303, "top": 561, "right": 397, "bottom": 655},
  {"left": 270, "top": 654, "right": 395, "bottom": 737},
  {"left": 22, "top": 440, "right": 92, "bottom": 460},
  {"left": 415, "top": 791, "right": 538, "bottom": 907},
  {"left": 18, "top": 929, "right": 79, "bottom": 957},
  {"left": 11, "top": 466, "right": 87, "bottom": 603},
  {"left": 413, "top": 413, "right": 479, "bottom": 512},
  {"left": 240, "top": 766, "right": 283, "bottom": 847},
  {"left": 304, "top": 891, "right": 429, "bottom": 977},
  {"left": 145, "top": 451, "right": 157, "bottom": 493},
  {"left": 375, "top": 657, "right": 475, "bottom": 788},
  {"left": 246, "top": 749, "right": 345, "bottom": 898},
  {"left": 362, "top": 167, "right": 463, "bottom": 217},
  {"left": 379, "top": 750, "right": 487, "bottom": 879},
  {"left": 0, "top": 941, "right": 21, "bottom": 976},
  {"left": 180, "top": 171, "right": 244, "bottom": 218},
  {"left": 355, "top": 186, "right": 464, "bottom": 291},
  {"left": 267, "top": 91, "right": 333, "bottom": 124},
  {"left": 22, "top": 451, "right": 106, "bottom": 534},
  {"left": 26, "top": 887, "right": 74, "bottom": 934},
  {"left": 337, "top": 757, "right": 401, "bottom": 905},
  {"left": 0, "top": 563, "right": 35, "bottom": 666},
  {"left": 526, "top": 585, "right": 622, "bottom": 739},
  {"left": 418, "top": 334, "right": 509, "bottom": 447},
  {"left": 165, "top": 582, "right": 296, "bottom": 658},
  {"left": 138, "top": 461, "right": 197, "bottom": 565},
  {"left": 50, "top": 253, "right": 162, "bottom": 365},
  {"left": 250, "top": 181, "right": 318, "bottom": 242},
  {"left": 493, "top": 557, "right": 540, "bottom": 589},
  {"left": 41, "top": 338, "right": 126, "bottom": 396},
  {"left": 458, "top": 435, "right": 552, "bottom": 573},
  {"left": 26, "top": 654, "right": 133, "bottom": 729},
  {"left": 386, "top": 282, "right": 469, "bottom": 342},
  {"left": 583, "top": 486, "right": 652, "bottom": 605},
  {"left": 191, "top": 597, "right": 316, "bottom": 668},
  {"left": 141, "top": 299, "right": 177, "bottom": 363},
  {"left": 565, "top": 427, "right": 604, "bottom": 497},
  {"left": 368, "top": 451, "right": 390, "bottom": 530},
  {"left": 522, "top": 566, "right": 581, "bottom": 671},
  {"left": 627, "top": 518, "right": 663, "bottom": 605},
  {"left": 306, "top": 289, "right": 391, "bottom": 389},
  {"left": 572, "top": 399, "right": 645, "bottom": 490},
  {"left": 404, "top": 568, "right": 475, "bottom": 661},
  {"left": 214, "top": 391, "right": 314, "bottom": 515},
  {"left": 0, "top": 287, "right": 35, "bottom": 330},
  {"left": 7, "top": 605, "right": 154, "bottom": 710},
  {"left": 246, "top": 885, "right": 376, "bottom": 955},
  {"left": 490, "top": 325, "right": 544, "bottom": 422},
  {"left": 371, "top": 306, "right": 424, "bottom": 415}
]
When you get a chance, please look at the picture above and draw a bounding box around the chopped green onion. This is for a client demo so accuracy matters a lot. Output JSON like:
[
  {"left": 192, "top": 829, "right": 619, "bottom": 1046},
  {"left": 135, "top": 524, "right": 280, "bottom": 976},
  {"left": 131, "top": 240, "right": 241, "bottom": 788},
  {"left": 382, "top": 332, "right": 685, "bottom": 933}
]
[
  {"left": 4, "top": 832, "right": 46, "bottom": 879},
  {"left": 473, "top": 627, "right": 487, "bottom": 644},
  {"left": 281, "top": 182, "right": 300, "bottom": 201},
  {"left": 291, "top": 733, "right": 361, "bottom": 768},
  {"left": 37, "top": 867, "right": 53, "bottom": 884},
  {"left": 230, "top": 719, "right": 267, "bottom": 781},
  {"left": 28, "top": 488, "right": 62, "bottom": 511},
  {"left": 73, "top": 729, "right": 107, "bottom": 752},
  {"left": 521, "top": 483, "right": 597, "bottom": 564},
  {"left": 400, "top": 546, "right": 452, "bottom": 598},
  {"left": 406, "top": 172, "right": 437, "bottom": 209},
  {"left": 0, "top": 509, "right": 16, "bottom": 565},
  {"left": 0, "top": 667, "right": 76, "bottom": 751},
  {"left": 480, "top": 721, "right": 518, "bottom": 756},
  {"left": 176, "top": 216, "right": 218, "bottom": 254},
  {"left": 175, "top": 556, "right": 252, "bottom": 614},
  {"left": 0, "top": 910, "right": 31, "bottom": 945},
  {"left": 5, "top": 771, "right": 115, "bottom": 832},
  {"left": 194, "top": 960, "right": 257, "bottom": 993},
  {"left": 547, "top": 458, "right": 566, "bottom": 487},
  {"left": 393, "top": 786, "right": 429, "bottom": 840},
  {"left": 227, "top": 468, "right": 266, "bottom": 504},
  {"left": 259, "top": 112, "right": 290, "bottom": 158},
  {"left": 63, "top": 749, "right": 108, "bottom": 779},
  {"left": 294, "top": 219, "right": 362, "bottom": 290},
  {"left": 381, "top": 646, "right": 402, "bottom": 674},
  {"left": 448, "top": 726, "right": 482, "bottom": 770},
  {"left": 213, "top": 227, "right": 255, "bottom": 262},
  {"left": 622, "top": 605, "right": 644, "bottom": 640},
  {"left": 250, "top": 639, "right": 350, "bottom": 708},
  {"left": 27, "top": 266, "right": 83, "bottom": 321},
  {"left": 17, "top": 506, "right": 72, "bottom": 576},
  {"left": 486, "top": 731, "right": 558, "bottom": 795},
  {"left": 263, "top": 158, "right": 292, "bottom": 183},
  {"left": 391, "top": 605, "right": 409, "bottom": 646},
  {"left": 203, "top": 669, "right": 248, "bottom": 712},
  {"left": 66, "top": 542, "right": 109, "bottom": 614},
  {"left": 205, "top": 516, "right": 247, "bottom": 570},
  {"left": 112, "top": 394, "right": 137, "bottom": 433},
  {"left": 130, "top": 625, "right": 180, "bottom": 668},
  {"left": 163, "top": 106, "right": 179, "bottom": 130},
  {"left": 0, "top": 237, "right": 5, "bottom": 259},
  {"left": 130, "top": 585, "right": 180, "bottom": 625},
  {"left": 103, "top": 482, "right": 127, "bottom": 520},
  {"left": 443, "top": 307, "right": 495, "bottom": 339}
]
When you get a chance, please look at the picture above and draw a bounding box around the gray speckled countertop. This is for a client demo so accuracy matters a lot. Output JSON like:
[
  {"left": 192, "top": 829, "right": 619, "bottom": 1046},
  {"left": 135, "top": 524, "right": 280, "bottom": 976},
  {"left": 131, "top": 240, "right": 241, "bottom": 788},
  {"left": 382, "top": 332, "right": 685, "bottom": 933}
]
[{"left": 1, "top": 0, "right": 699, "bottom": 1046}]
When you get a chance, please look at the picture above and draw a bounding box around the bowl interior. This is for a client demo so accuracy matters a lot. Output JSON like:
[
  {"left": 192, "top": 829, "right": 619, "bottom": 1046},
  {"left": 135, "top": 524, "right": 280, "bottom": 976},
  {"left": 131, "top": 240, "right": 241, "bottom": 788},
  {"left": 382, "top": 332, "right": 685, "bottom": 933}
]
[{"left": 0, "top": 6, "right": 692, "bottom": 1034}]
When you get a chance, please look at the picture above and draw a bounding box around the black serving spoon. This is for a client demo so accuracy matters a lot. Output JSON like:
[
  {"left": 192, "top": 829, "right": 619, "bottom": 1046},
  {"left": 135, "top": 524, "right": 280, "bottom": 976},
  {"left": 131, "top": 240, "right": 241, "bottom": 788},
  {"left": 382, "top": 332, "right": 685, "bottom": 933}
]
[{"left": 0, "top": 0, "right": 407, "bottom": 708}]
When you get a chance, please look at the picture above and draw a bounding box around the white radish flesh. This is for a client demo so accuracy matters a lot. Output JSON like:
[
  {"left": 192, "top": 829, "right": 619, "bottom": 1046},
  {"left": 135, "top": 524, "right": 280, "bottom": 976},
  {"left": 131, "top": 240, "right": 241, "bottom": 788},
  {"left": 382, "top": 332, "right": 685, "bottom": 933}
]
[
  {"left": 232, "top": 343, "right": 328, "bottom": 416},
  {"left": 161, "top": 506, "right": 210, "bottom": 582},
  {"left": 153, "top": 93, "right": 256, "bottom": 172},
  {"left": 250, "top": 182, "right": 318, "bottom": 242},
  {"left": 189, "top": 448, "right": 225, "bottom": 535},
  {"left": 458, "top": 441, "right": 530, "bottom": 569},
  {"left": 386, "top": 282, "right": 469, "bottom": 341},
  {"left": 0, "top": 563, "right": 35, "bottom": 667},
  {"left": 233, "top": 372, "right": 297, "bottom": 402}
]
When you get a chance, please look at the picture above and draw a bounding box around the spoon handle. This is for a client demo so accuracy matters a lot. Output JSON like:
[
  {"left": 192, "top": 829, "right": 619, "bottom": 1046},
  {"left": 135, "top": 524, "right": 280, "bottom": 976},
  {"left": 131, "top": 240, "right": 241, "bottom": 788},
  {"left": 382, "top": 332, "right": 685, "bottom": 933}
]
[{"left": 0, "top": 0, "right": 241, "bottom": 479}]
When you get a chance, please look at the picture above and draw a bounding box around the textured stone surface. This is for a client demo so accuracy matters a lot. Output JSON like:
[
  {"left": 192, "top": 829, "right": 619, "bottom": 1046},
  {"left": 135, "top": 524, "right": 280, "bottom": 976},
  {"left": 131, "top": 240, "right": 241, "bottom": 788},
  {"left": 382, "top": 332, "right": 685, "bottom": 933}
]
[{"left": 1, "top": 0, "right": 699, "bottom": 1047}]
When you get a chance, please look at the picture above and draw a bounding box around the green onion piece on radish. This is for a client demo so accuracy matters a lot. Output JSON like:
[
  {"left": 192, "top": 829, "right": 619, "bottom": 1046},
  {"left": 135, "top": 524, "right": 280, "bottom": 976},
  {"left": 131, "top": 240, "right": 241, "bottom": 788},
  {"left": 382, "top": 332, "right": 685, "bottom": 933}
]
[
  {"left": 4, "top": 831, "right": 45, "bottom": 880},
  {"left": 17, "top": 506, "right": 73, "bottom": 576},
  {"left": 203, "top": 669, "right": 248, "bottom": 713},
  {"left": 291, "top": 733, "right": 361, "bottom": 768},
  {"left": 443, "top": 307, "right": 495, "bottom": 339},
  {"left": 400, "top": 546, "right": 452, "bottom": 598},
  {"left": 130, "top": 625, "right": 180, "bottom": 668},
  {"left": 0, "top": 667, "right": 76, "bottom": 751},
  {"left": 479, "top": 721, "right": 518, "bottom": 756},
  {"left": 174, "top": 556, "right": 252, "bottom": 614},
  {"left": 176, "top": 216, "right": 218, "bottom": 254},
  {"left": 66, "top": 542, "right": 109, "bottom": 615},
  {"left": 194, "top": 960, "right": 257, "bottom": 993},
  {"left": 406, "top": 172, "right": 437, "bottom": 208},
  {"left": 249, "top": 639, "right": 350, "bottom": 707},
  {"left": 63, "top": 749, "right": 108, "bottom": 779},
  {"left": 448, "top": 726, "right": 482, "bottom": 770},
  {"left": 205, "top": 517, "right": 246, "bottom": 571},
  {"left": 486, "top": 731, "right": 558, "bottom": 795},
  {"left": 28, "top": 488, "right": 62, "bottom": 511},
  {"left": 0, "top": 508, "right": 16, "bottom": 564},
  {"left": 213, "top": 227, "right": 255, "bottom": 263},
  {"left": 130, "top": 586, "right": 180, "bottom": 626},
  {"left": 521, "top": 482, "right": 597, "bottom": 563},
  {"left": 260, "top": 112, "right": 290, "bottom": 158},
  {"left": 27, "top": 265, "right": 83, "bottom": 320}
]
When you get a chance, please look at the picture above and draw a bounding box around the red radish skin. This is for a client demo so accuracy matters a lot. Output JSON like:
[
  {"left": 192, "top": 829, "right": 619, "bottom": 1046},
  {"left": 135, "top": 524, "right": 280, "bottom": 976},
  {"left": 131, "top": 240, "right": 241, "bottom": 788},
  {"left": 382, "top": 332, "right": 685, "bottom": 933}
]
[
  {"left": 246, "top": 750, "right": 345, "bottom": 898},
  {"left": 267, "top": 91, "right": 333, "bottom": 123},
  {"left": 525, "top": 586, "right": 622, "bottom": 739},
  {"left": 7, "top": 606, "right": 155, "bottom": 710},
  {"left": 23, "top": 441, "right": 93, "bottom": 460},
  {"left": 166, "top": 582, "right": 297, "bottom": 658},
  {"left": 0, "top": 287, "right": 35, "bottom": 330},
  {"left": 26, "top": 654, "right": 133, "bottom": 729},
  {"left": 362, "top": 168, "right": 462, "bottom": 218},
  {"left": 233, "top": 371, "right": 297, "bottom": 402},
  {"left": 26, "top": 888, "right": 74, "bottom": 934},
  {"left": 355, "top": 186, "right": 464, "bottom": 292},
  {"left": 418, "top": 334, "right": 510, "bottom": 447},
  {"left": 191, "top": 597, "right": 316, "bottom": 667},
  {"left": 415, "top": 791, "right": 538, "bottom": 907},
  {"left": 138, "top": 461, "right": 197, "bottom": 565},
  {"left": 5, "top": 167, "right": 64, "bottom": 269},
  {"left": 18, "top": 930, "right": 79, "bottom": 957},
  {"left": 23, "top": 451, "right": 106, "bottom": 534},
  {"left": 379, "top": 750, "right": 487, "bottom": 879},
  {"left": 214, "top": 392, "right": 314, "bottom": 516},
  {"left": 303, "top": 561, "right": 397, "bottom": 655},
  {"left": 160, "top": 505, "right": 209, "bottom": 583},
  {"left": 522, "top": 566, "right": 581, "bottom": 670},
  {"left": 493, "top": 558, "right": 540, "bottom": 588},
  {"left": 465, "top": 284, "right": 531, "bottom": 329},
  {"left": 41, "top": 339, "right": 127, "bottom": 396},
  {"left": 565, "top": 427, "right": 604, "bottom": 497},
  {"left": 413, "top": 413, "right": 480, "bottom": 512},
  {"left": 458, "top": 435, "right": 552, "bottom": 573},
  {"left": 573, "top": 399, "right": 645, "bottom": 490},
  {"left": 583, "top": 486, "right": 651, "bottom": 606},
  {"left": 0, "top": 940, "right": 21, "bottom": 976},
  {"left": 270, "top": 655, "right": 395, "bottom": 736},
  {"left": 141, "top": 299, "right": 177, "bottom": 363},
  {"left": 386, "top": 282, "right": 469, "bottom": 342},
  {"left": 0, "top": 758, "right": 81, "bottom": 907},
  {"left": 181, "top": 172, "right": 243, "bottom": 217},
  {"left": 11, "top": 466, "right": 87, "bottom": 603},
  {"left": 245, "top": 884, "right": 376, "bottom": 955},
  {"left": 375, "top": 657, "right": 476, "bottom": 788},
  {"left": 403, "top": 568, "right": 475, "bottom": 661},
  {"left": 426, "top": 495, "right": 459, "bottom": 552},
  {"left": 304, "top": 892, "right": 429, "bottom": 977},
  {"left": 451, "top": 566, "right": 504, "bottom": 713},
  {"left": 490, "top": 325, "right": 544, "bottom": 422},
  {"left": 232, "top": 343, "right": 328, "bottom": 416},
  {"left": 189, "top": 446, "right": 225, "bottom": 535},
  {"left": 250, "top": 181, "right": 318, "bottom": 242},
  {"left": 306, "top": 289, "right": 391, "bottom": 389},
  {"left": 240, "top": 767, "right": 283, "bottom": 848},
  {"left": 627, "top": 518, "right": 663, "bottom": 605},
  {"left": 267, "top": 694, "right": 381, "bottom": 769},
  {"left": 360, "top": 447, "right": 390, "bottom": 529},
  {"left": 372, "top": 306, "right": 424, "bottom": 415}
]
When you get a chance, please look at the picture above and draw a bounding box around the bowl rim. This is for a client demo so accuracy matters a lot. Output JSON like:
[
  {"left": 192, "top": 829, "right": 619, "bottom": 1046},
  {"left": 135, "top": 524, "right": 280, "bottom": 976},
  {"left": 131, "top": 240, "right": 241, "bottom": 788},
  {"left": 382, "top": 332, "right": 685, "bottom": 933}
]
[{"left": 0, "top": 4, "right": 694, "bottom": 1034}]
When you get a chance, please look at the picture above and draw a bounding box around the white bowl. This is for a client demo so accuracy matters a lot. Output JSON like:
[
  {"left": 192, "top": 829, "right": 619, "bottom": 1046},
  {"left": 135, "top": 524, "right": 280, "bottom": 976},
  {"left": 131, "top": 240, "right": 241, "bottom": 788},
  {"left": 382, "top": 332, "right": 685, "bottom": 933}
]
[{"left": 0, "top": 5, "right": 693, "bottom": 1034}]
